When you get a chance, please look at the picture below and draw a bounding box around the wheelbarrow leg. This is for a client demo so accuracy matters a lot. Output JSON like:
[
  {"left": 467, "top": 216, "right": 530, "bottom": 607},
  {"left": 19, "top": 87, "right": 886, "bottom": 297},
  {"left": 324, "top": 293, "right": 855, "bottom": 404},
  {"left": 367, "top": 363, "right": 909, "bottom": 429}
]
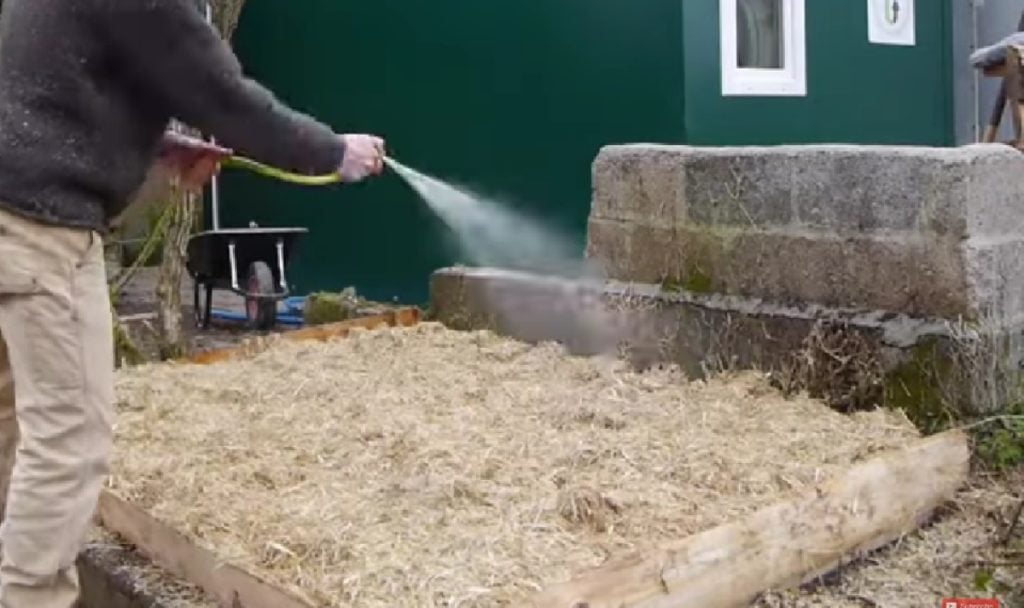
[
  {"left": 228, "top": 240, "right": 240, "bottom": 291},
  {"left": 192, "top": 279, "right": 215, "bottom": 330},
  {"left": 276, "top": 239, "right": 288, "bottom": 292},
  {"left": 203, "top": 283, "right": 214, "bottom": 330},
  {"left": 193, "top": 279, "right": 202, "bottom": 328}
]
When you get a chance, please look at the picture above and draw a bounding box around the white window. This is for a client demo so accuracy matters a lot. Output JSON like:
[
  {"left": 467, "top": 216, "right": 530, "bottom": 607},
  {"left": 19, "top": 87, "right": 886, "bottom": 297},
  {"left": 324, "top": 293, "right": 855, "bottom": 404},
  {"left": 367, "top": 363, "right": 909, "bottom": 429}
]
[{"left": 720, "top": 0, "right": 806, "bottom": 96}]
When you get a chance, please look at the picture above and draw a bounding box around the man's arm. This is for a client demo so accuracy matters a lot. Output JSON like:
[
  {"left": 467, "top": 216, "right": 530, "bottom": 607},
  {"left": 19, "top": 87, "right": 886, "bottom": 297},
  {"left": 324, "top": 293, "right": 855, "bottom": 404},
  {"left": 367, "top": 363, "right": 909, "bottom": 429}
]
[{"left": 90, "top": 0, "right": 346, "bottom": 176}]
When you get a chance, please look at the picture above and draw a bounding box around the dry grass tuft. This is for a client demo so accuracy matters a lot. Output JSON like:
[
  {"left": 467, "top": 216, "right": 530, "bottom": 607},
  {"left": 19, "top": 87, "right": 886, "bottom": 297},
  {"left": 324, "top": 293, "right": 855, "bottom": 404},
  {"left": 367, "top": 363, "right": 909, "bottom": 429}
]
[
  {"left": 773, "top": 321, "right": 885, "bottom": 413},
  {"left": 110, "top": 322, "right": 921, "bottom": 607},
  {"left": 556, "top": 487, "right": 620, "bottom": 533}
]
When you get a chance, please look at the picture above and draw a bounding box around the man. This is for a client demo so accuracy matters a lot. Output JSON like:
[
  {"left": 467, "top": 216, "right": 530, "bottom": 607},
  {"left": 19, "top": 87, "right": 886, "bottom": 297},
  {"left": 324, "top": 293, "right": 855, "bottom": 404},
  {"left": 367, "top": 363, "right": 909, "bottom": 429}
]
[{"left": 0, "top": 1, "right": 386, "bottom": 606}]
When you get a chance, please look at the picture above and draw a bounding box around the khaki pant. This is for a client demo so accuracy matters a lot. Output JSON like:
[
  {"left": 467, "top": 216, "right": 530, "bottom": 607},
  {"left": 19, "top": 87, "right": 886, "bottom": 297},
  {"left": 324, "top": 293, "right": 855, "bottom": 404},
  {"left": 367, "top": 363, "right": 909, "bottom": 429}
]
[{"left": 0, "top": 207, "right": 114, "bottom": 608}]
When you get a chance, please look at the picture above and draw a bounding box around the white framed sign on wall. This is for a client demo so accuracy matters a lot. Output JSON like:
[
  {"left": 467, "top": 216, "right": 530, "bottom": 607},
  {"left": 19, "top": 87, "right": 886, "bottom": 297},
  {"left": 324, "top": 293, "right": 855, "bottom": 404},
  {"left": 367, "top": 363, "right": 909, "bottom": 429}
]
[{"left": 868, "top": 0, "right": 916, "bottom": 46}]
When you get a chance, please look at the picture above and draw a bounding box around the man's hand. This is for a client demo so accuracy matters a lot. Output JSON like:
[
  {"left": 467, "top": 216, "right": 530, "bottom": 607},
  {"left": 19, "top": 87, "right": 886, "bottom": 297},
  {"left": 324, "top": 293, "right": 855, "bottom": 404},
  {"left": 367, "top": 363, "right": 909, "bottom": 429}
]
[
  {"left": 157, "top": 131, "right": 233, "bottom": 190},
  {"left": 338, "top": 134, "right": 386, "bottom": 182}
]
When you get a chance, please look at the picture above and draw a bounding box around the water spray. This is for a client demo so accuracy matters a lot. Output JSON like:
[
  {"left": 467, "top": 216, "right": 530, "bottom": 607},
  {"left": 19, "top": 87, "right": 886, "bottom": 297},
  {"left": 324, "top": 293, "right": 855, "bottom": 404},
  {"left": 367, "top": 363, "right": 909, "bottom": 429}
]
[{"left": 221, "top": 153, "right": 586, "bottom": 278}]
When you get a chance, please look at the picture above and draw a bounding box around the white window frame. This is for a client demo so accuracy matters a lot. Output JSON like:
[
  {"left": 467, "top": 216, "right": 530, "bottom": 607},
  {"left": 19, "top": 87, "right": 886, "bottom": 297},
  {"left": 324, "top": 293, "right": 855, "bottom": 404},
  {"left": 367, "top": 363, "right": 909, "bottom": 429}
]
[{"left": 720, "top": 0, "right": 807, "bottom": 97}]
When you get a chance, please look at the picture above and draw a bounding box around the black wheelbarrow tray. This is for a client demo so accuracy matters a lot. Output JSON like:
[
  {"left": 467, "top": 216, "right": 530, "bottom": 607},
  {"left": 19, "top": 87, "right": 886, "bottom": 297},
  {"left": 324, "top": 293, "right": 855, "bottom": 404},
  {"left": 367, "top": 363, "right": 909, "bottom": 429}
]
[{"left": 185, "top": 227, "right": 308, "bottom": 330}]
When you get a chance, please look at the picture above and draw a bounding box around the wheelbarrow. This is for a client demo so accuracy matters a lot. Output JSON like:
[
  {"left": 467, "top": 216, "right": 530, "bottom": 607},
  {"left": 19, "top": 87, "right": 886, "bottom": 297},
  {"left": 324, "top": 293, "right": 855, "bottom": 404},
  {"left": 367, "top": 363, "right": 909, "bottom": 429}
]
[
  {"left": 184, "top": 1, "right": 342, "bottom": 331},
  {"left": 186, "top": 225, "right": 308, "bottom": 331},
  {"left": 183, "top": 153, "right": 349, "bottom": 330}
]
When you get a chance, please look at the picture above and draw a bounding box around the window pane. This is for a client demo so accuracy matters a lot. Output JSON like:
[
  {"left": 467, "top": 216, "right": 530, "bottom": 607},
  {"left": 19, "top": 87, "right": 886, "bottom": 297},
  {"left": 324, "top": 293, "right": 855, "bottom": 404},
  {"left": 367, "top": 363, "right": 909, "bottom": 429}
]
[{"left": 737, "top": 0, "right": 784, "bottom": 69}]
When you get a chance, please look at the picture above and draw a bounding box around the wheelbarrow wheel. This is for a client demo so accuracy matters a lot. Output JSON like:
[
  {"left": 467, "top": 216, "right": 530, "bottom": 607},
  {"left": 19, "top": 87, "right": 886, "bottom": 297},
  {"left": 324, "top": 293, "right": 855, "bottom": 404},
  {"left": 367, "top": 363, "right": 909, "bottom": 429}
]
[{"left": 245, "top": 261, "right": 277, "bottom": 331}]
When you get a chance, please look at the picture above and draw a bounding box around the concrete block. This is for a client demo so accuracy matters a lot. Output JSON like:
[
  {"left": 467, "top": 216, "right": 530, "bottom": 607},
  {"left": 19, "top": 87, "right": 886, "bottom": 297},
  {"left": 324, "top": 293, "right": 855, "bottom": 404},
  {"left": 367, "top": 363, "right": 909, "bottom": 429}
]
[
  {"left": 591, "top": 145, "right": 685, "bottom": 225},
  {"left": 963, "top": 149, "right": 1024, "bottom": 238},
  {"left": 992, "top": 239, "right": 1024, "bottom": 325},
  {"left": 586, "top": 218, "right": 683, "bottom": 285},
  {"left": 682, "top": 153, "right": 794, "bottom": 227},
  {"left": 588, "top": 143, "right": 1024, "bottom": 321},
  {"left": 962, "top": 237, "right": 1024, "bottom": 326},
  {"left": 584, "top": 217, "right": 630, "bottom": 271},
  {"left": 790, "top": 148, "right": 967, "bottom": 236},
  {"left": 430, "top": 267, "right": 629, "bottom": 357},
  {"left": 593, "top": 143, "right": 1024, "bottom": 238},
  {"left": 586, "top": 219, "right": 971, "bottom": 319}
]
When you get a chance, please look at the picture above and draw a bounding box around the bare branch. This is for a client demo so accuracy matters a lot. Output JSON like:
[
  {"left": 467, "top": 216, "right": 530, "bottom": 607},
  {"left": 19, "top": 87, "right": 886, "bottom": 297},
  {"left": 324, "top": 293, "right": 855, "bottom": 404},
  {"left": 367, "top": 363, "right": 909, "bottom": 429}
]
[{"left": 207, "top": 0, "right": 248, "bottom": 41}]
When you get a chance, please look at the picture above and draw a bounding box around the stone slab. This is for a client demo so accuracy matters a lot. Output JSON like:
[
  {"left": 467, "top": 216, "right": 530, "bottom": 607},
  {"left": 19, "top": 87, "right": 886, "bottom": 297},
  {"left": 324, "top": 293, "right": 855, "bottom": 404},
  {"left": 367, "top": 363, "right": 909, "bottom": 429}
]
[{"left": 430, "top": 266, "right": 628, "bottom": 357}]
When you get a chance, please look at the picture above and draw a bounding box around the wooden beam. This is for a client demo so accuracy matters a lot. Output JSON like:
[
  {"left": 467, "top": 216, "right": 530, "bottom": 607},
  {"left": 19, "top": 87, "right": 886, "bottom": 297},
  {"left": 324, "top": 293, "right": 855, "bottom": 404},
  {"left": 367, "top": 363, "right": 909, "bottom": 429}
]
[
  {"left": 96, "top": 490, "right": 314, "bottom": 608},
  {"left": 182, "top": 307, "right": 421, "bottom": 365},
  {"left": 530, "top": 430, "right": 970, "bottom": 608},
  {"left": 282, "top": 307, "right": 420, "bottom": 344}
]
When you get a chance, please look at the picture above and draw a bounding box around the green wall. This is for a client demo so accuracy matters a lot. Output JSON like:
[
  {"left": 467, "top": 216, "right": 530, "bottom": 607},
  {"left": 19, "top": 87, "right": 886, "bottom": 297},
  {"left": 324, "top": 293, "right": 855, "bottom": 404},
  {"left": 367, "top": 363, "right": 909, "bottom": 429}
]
[
  {"left": 682, "top": 0, "right": 954, "bottom": 145},
  {"left": 220, "top": 0, "right": 686, "bottom": 304}
]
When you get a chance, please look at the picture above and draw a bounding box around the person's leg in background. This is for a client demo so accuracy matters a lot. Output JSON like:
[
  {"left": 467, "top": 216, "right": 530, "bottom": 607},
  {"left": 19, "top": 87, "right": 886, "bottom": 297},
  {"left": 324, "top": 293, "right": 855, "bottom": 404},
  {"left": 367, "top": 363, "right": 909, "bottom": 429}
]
[{"left": 0, "top": 208, "right": 115, "bottom": 608}]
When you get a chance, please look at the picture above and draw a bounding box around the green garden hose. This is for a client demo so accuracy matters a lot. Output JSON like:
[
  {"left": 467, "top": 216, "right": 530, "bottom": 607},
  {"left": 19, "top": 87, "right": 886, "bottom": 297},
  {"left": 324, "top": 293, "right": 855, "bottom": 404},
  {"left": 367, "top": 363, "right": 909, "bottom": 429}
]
[{"left": 221, "top": 155, "right": 344, "bottom": 186}]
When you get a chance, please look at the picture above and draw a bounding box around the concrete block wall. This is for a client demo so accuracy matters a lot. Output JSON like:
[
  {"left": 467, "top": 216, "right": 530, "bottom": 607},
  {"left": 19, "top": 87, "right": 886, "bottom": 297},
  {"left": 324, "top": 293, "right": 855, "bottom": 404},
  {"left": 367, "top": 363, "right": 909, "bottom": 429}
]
[
  {"left": 429, "top": 143, "right": 1024, "bottom": 419},
  {"left": 588, "top": 144, "right": 1024, "bottom": 324}
]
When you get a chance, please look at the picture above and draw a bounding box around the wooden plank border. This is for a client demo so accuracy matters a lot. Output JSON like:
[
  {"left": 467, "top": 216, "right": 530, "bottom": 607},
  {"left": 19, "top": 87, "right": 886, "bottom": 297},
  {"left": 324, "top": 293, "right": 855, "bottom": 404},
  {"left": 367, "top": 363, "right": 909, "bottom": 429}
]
[
  {"left": 96, "top": 491, "right": 314, "bottom": 608},
  {"left": 529, "top": 430, "right": 971, "bottom": 608},
  {"left": 182, "top": 307, "right": 421, "bottom": 365}
]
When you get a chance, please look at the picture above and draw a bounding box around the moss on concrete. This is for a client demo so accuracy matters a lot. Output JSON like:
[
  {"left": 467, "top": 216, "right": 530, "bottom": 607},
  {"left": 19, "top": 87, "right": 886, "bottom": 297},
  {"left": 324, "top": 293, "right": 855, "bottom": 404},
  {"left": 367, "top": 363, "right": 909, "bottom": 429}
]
[
  {"left": 883, "top": 338, "right": 958, "bottom": 434},
  {"left": 660, "top": 278, "right": 685, "bottom": 293},
  {"left": 683, "top": 266, "right": 714, "bottom": 294},
  {"left": 659, "top": 268, "right": 712, "bottom": 295},
  {"left": 677, "top": 225, "right": 741, "bottom": 296}
]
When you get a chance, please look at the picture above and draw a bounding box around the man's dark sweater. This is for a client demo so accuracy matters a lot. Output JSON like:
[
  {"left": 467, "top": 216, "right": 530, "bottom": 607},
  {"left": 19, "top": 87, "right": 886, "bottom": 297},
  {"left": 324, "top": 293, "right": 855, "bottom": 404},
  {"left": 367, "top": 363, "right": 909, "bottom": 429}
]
[{"left": 0, "top": 0, "right": 347, "bottom": 233}]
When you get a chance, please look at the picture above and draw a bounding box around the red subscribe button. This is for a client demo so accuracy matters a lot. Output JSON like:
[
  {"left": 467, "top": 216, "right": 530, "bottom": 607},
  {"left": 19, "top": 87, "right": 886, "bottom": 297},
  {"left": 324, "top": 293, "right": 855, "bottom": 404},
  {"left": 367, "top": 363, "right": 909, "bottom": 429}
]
[{"left": 941, "top": 600, "right": 1000, "bottom": 608}]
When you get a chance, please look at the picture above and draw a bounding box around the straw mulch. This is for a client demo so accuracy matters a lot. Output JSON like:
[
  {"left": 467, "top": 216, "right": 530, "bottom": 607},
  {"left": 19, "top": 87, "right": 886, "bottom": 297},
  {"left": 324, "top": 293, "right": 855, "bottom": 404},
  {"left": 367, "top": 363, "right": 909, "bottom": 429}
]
[{"left": 109, "top": 322, "right": 921, "bottom": 607}]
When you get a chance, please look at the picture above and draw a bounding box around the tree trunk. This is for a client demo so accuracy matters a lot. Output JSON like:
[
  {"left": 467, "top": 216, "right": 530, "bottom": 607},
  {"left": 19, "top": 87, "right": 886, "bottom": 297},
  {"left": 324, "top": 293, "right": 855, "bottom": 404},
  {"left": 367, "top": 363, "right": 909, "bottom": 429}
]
[
  {"left": 155, "top": 178, "right": 196, "bottom": 361},
  {"left": 209, "top": 0, "right": 248, "bottom": 42},
  {"left": 152, "top": 1, "right": 246, "bottom": 361}
]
